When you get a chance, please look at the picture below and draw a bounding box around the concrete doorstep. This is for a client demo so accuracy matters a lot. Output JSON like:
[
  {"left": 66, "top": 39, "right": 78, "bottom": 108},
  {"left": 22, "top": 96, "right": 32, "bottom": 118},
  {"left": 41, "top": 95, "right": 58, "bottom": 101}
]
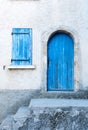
[{"left": 29, "top": 98, "right": 88, "bottom": 108}]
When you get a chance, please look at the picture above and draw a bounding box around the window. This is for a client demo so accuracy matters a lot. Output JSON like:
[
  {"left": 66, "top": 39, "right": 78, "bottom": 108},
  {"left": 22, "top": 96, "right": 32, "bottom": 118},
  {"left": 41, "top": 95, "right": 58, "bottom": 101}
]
[{"left": 11, "top": 28, "right": 32, "bottom": 65}]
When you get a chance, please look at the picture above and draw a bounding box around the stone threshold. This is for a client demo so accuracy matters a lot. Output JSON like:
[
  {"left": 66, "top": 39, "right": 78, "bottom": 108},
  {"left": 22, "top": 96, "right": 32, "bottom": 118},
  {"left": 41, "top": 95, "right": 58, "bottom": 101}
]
[{"left": 29, "top": 98, "right": 88, "bottom": 108}]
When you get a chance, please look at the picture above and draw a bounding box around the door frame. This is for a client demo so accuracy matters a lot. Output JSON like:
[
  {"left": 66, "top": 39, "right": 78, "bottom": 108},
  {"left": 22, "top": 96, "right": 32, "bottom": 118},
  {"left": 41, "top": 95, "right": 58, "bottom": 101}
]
[{"left": 41, "top": 26, "right": 81, "bottom": 92}]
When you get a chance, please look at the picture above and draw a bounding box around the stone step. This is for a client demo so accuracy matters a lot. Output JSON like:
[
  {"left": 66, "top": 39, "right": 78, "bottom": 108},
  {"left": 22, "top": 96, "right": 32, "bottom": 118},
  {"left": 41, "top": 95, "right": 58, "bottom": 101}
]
[
  {"left": 13, "top": 106, "right": 30, "bottom": 129},
  {"left": 0, "top": 115, "right": 14, "bottom": 130},
  {"left": 29, "top": 98, "right": 88, "bottom": 108},
  {"left": 28, "top": 99, "right": 88, "bottom": 130},
  {"left": 0, "top": 107, "right": 30, "bottom": 130},
  {"left": 14, "top": 106, "right": 30, "bottom": 121},
  {"left": 0, "top": 99, "right": 88, "bottom": 130}
]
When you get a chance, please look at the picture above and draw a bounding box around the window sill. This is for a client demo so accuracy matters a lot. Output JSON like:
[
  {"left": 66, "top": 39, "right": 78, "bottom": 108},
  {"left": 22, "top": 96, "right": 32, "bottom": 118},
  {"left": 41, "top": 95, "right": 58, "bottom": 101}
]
[{"left": 8, "top": 65, "right": 36, "bottom": 70}]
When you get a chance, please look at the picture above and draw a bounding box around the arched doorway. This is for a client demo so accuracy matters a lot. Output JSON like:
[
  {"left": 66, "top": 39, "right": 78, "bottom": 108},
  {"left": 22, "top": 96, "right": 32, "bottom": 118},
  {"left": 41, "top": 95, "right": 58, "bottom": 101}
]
[{"left": 47, "top": 32, "right": 74, "bottom": 91}]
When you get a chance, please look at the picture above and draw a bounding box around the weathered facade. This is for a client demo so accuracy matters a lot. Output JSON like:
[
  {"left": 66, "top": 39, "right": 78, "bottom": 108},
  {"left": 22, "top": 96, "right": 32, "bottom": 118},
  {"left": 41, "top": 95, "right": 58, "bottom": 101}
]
[{"left": 0, "top": 0, "right": 88, "bottom": 123}]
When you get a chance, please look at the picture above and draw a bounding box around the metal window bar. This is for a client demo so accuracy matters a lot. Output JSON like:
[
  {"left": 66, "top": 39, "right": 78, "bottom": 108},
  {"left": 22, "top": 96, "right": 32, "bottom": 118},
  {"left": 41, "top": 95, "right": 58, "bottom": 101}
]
[
  {"left": 11, "top": 59, "right": 30, "bottom": 62},
  {"left": 11, "top": 32, "right": 30, "bottom": 35}
]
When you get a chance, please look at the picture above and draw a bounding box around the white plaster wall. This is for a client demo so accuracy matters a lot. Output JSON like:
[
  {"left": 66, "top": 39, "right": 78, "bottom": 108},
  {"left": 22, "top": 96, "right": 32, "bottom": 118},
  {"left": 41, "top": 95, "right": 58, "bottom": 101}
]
[{"left": 0, "top": 0, "right": 88, "bottom": 90}]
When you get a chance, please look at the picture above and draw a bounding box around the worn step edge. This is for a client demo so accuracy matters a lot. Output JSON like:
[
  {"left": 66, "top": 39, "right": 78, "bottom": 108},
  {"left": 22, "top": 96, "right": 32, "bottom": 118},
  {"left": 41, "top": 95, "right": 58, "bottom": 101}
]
[
  {"left": 14, "top": 106, "right": 30, "bottom": 121},
  {"left": 29, "top": 98, "right": 88, "bottom": 108}
]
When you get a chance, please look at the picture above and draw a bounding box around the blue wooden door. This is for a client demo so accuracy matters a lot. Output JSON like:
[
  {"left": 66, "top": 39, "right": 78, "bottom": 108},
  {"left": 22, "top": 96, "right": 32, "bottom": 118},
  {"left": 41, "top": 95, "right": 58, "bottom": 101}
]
[{"left": 47, "top": 33, "right": 74, "bottom": 91}]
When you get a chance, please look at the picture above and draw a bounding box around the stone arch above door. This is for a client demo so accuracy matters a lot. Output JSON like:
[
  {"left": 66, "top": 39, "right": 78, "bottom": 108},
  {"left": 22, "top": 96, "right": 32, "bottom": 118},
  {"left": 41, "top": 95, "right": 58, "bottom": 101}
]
[{"left": 41, "top": 26, "right": 81, "bottom": 92}]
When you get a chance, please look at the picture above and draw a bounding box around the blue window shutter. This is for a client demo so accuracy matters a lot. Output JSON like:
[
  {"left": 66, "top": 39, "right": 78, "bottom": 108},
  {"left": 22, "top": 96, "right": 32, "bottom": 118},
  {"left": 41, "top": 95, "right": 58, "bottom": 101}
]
[{"left": 12, "top": 28, "right": 32, "bottom": 65}]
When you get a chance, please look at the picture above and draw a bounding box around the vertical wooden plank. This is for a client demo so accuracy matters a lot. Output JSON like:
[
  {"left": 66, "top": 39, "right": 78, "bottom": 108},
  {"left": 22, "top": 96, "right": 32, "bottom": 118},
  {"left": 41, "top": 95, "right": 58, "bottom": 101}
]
[
  {"left": 48, "top": 36, "right": 55, "bottom": 90},
  {"left": 28, "top": 28, "right": 32, "bottom": 64},
  {"left": 67, "top": 35, "right": 74, "bottom": 90},
  {"left": 12, "top": 31, "right": 20, "bottom": 65}
]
